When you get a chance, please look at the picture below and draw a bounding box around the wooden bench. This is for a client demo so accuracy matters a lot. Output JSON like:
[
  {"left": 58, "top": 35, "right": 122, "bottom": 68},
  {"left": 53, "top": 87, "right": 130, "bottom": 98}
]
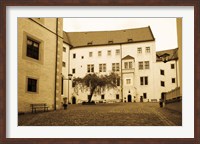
[{"left": 30, "top": 103, "right": 48, "bottom": 113}]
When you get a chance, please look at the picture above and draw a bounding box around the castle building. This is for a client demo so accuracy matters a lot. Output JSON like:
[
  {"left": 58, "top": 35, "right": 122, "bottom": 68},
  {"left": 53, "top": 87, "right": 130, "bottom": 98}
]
[
  {"left": 18, "top": 18, "right": 63, "bottom": 112},
  {"left": 62, "top": 26, "right": 180, "bottom": 104}
]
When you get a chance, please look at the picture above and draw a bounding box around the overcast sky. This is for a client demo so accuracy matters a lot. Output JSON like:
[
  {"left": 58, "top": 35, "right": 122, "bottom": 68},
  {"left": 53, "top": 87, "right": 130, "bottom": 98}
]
[{"left": 63, "top": 18, "right": 177, "bottom": 51}]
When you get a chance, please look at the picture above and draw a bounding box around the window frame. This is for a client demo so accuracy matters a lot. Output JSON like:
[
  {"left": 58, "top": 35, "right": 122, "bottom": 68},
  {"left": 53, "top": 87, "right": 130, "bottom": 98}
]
[
  {"left": 26, "top": 37, "right": 40, "bottom": 60},
  {"left": 27, "top": 77, "right": 38, "bottom": 93}
]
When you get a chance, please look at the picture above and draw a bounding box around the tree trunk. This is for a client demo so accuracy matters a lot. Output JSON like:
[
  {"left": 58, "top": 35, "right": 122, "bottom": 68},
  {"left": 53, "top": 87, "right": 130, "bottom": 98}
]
[{"left": 88, "top": 87, "right": 95, "bottom": 103}]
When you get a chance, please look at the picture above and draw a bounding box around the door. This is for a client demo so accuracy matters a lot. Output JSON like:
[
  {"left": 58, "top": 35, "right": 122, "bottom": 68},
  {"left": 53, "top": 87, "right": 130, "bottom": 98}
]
[
  {"left": 72, "top": 97, "right": 76, "bottom": 104},
  {"left": 128, "top": 95, "right": 132, "bottom": 102},
  {"left": 140, "top": 96, "right": 143, "bottom": 102}
]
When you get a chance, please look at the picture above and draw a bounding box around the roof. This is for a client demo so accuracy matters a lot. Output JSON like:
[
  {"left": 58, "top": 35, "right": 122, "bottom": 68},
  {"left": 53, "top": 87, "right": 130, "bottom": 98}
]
[
  {"left": 122, "top": 55, "right": 135, "bottom": 60},
  {"left": 63, "top": 26, "right": 155, "bottom": 48},
  {"left": 156, "top": 48, "right": 178, "bottom": 62}
]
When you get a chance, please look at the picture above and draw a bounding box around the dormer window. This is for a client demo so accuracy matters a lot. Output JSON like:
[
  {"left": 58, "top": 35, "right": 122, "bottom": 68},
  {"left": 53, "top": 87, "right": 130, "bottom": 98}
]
[
  {"left": 128, "top": 39, "right": 133, "bottom": 42},
  {"left": 87, "top": 42, "right": 93, "bottom": 45},
  {"left": 108, "top": 40, "right": 113, "bottom": 44}
]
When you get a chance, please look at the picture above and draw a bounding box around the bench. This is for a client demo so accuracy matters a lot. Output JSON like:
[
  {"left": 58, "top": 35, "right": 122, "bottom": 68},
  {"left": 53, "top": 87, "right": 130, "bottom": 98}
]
[{"left": 30, "top": 103, "right": 48, "bottom": 113}]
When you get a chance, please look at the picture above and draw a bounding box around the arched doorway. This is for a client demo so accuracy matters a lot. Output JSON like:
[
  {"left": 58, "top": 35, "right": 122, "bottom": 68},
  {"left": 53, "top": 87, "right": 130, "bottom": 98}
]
[
  {"left": 128, "top": 95, "right": 132, "bottom": 102},
  {"left": 72, "top": 97, "right": 76, "bottom": 104}
]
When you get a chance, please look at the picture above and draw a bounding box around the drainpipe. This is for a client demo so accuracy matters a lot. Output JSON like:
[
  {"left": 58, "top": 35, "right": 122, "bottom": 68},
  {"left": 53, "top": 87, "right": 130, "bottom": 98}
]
[
  {"left": 175, "top": 59, "right": 178, "bottom": 88},
  {"left": 54, "top": 18, "right": 58, "bottom": 110},
  {"left": 120, "top": 44, "right": 123, "bottom": 102}
]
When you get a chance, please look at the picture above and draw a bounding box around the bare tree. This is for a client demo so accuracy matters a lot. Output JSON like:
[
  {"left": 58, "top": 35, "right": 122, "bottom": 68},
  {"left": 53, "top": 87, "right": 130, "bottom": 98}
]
[{"left": 73, "top": 72, "right": 120, "bottom": 103}]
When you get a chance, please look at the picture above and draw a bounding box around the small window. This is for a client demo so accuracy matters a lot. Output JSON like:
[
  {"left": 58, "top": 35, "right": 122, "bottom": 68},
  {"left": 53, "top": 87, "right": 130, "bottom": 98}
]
[
  {"left": 98, "top": 51, "right": 102, "bottom": 56},
  {"left": 63, "top": 47, "right": 66, "bottom": 52},
  {"left": 89, "top": 52, "right": 93, "bottom": 57},
  {"left": 72, "top": 81, "right": 76, "bottom": 87},
  {"left": 73, "top": 53, "right": 76, "bottom": 59},
  {"left": 27, "top": 78, "right": 37, "bottom": 92},
  {"left": 62, "top": 62, "right": 66, "bottom": 67},
  {"left": 124, "top": 62, "right": 128, "bottom": 69},
  {"left": 143, "top": 93, "right": 147, "bottom": 99},
  {"left": 171, "top": 64, "right": 175, "bottom": 69},
  {"left": 172, "top": 78, "right": 176, "bottom": 83},
  {"left": 26, "top": 38, "right": 40, "bottom": 60},
  {"left": 107, "top": 50, "right": 111, "bottom": 56},
  {"left": 145, "top": 61, "right": 149, "bottom": 69},
  {"left": 87, "top": 64, "right": 94, "bottom": 73},
  {"left": 146, "top": 47, "right": 150, "bottom": 53},
  {"left": 161, "top": 81, "right": 165, "bottom": 87},
  {"left": 140, "top": 77, "right": 143, "bottom": 85},
  {"left": 101, "top": 95, "right": 105, "bottom": 99},
  {"left": 81, "top": 56, "right": 84, "bottom": 59},
  {"left": 128, "top": 39, "right": 133, "bottom": 42},
  {"left": 108, "top": 40, "right": 113, "bottom": 44},
  {"left": 145, "top": 77, "right": 148, "bottom": 85},
  {"left": 139, "top": 62, "right": 143, "bottom": 70},
  {"left": 160, "top": 70, "right": 164, "bottom": 75},
  {"left": 117, "top": 78, "right": 120, "bottom": 86},
  {"left": 126, "top": 79, "right": 131, "bottom": 84},
  {"left": 116, "top": 94, "right": 119, "bottom": 99},
  {"left": 72, "top": 68, "right": 75, "bottom": 74},
  {"left": 137, "top": 47, "right": 142, "bottom": 53},
  {"left": 116, "top": 49, "right": 120, "bottom": 55}
]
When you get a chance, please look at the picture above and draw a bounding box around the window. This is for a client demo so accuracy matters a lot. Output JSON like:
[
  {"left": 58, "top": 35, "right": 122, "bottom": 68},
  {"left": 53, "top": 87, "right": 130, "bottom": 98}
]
[
  {"left": 98, "top": 51, "right": 102, "bottom": 56},
  {"left": 26, "top": 38, "right": 39, "bottom": 60},
  {"left": 101, "top": 95, "right": 105, "bottom": 99},
  {"left": 160, "top": 69, "right": 164, "bottom": 75},
  {"left": 61, "top": 77, "right": 63, "bottom": 95},
  {"left": 137, "top": 47, "right": 142, "bottom": 53},
  {"left": 145, "top": 61, "right": 149, "bottom": 69},
  {"left": 128, "top": 39, "right": 133, "bottom": 42},
  {"left": 116, "top": 94, "right": 119, "bottom": 99},
  {"left": 171, "top": 64, "right": 175, "bottom": 69},
  {"left": 89, "top": 52, "right": 93, "bottom": 57},
  {"left": 73, "top": 53, "right": 76, "bottom": 59},
  {"left": 124, "top": 62, "right": 132, "bottom": 69},
  {"left": 126, "top": 79, "right": 131, "bottom": 84},
  {"left": 81, "top": 56, "right": 84, "bottom": 59},
  {"left": 116, "top": 49, "right": 120, "bottom": 55},
  {"left": 172, "top": 78, "right": 176, "bottom": 83},
  {"left": 87, "top": 64, "right": 94, "bottom": 73},
  {"left": 107, "top": 50, "right": 111, "bottom": 56},
  {"left": 27, "top": 78, "right": 37, "bottom": 92},
  {"left": 72, "top": 68, "right": 75, "bottom": 74},
  {"left": 99, "top": 64, "right": 106, "bottom": 72},
  {"left": 139, "top": 62, "right": 143, "bottom": 70},
  {"left": 62, "top": 62, "right": 66, "bottom": 67},
  {"left": 143, "top": 93, "right": 147, "bottom": 99},
  {"left": 108, "top": 40, "right": 113, "bottom": 44},
  {"left": 117, "top": 78, "right": 120, "bottom": 86},
  {"left": 87, "top": 42, "right": 93, "bottom": 45},
  {"left": 140, "top": 77, "right": 148, "bottom": 85},
  {"left": 129, "top": 62, "right": 133, "bottom": 69},
  {"left": 161, "top": 81, "right": 165, "bottom": 87},
  {"left": 146, "top": 47, "right": 150, "bottom": 53},
  {"left": 124, "top": 62, "right": 128, "bottom": 69},
  {"left": 63, "top": 47, "right": 66, "bottom": 52},
  {"left": 112, "top": 63, "right": 120, "bottom": 71}
]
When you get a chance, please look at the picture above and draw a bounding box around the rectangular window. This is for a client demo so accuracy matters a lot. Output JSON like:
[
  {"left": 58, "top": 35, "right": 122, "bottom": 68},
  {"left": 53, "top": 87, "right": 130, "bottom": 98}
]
[
  {"left": 72, "top": 81, "right": 76, "bottom": 87},
  {"left": 171, "top": 64, "right": 175, "bottom": 69},
  {"left": 160, "top": 69, "right": 164, "bottom": 75},
  {"left": 112, "top": 63, "right": 120, "bottom": 71},
  {"left": 89, "top": 52, "right": 93, "bottom": 57},
  {"left": 140, "top": 77, "right": 148, "bottom": 85},
  {"left": 172, "top": 78, "right": 176, "bottom": 83},
  {"left": 146, "top": 47, "right": 150, "bottom": 53},
  {"left": 72, "top": 68, "right": 75, "bottom": 74},
  {"left": 143, "top": 93, "right": 147, "bottom": 99},
  {"left": 81, "top": 56, "right": 84, "bottom": 59},
  {"left": 99, "top": 64, "right": 106, "bottom": 72},
  {"left": 101, "top": 95, "right": 105, "bottom": 99},
  {"left": 139, "top": 62, "right": 143, "bottom": 70},
  {"left": 116, "top": 94, "right": 119, "bottom": 99},
  {"left": 73, "top": 53, "right": 76, "bottom": 59},
  {"left": 126, "top": 79, "right": 131, "bottom": 84},
  {"left": 98, "top": 51, "right": 102, "bottom": 56},
  {"left": 63, "top": 47, "right": 66, "bottom": 52},
  {"left": 87, "top": 64, "right": 94, "bottom": 73},
  {"left": 145, "top": 61, "right": 149, "bottom": 69},
  {"left": 124, "top": 62, "right": 128, "bottom": 69},
  {"left": 116, "top": 49, "right": 120, "bottom": 55},
  {"left": 62, "top": 62, "right": 66, "bottom": 67},
  {"left": 27, "top": 78, "right": 37, "bottom": 92},
  {"left": 107, "top": 50, "right": 111, "bottom": 56},
  {"left": 26, "top": 38, "right": 39, "bottom": 60},
  {"left": 161, "top": 81, "right": 165, "bottom": 87},
  {"left": 117, "top": 78, "right": 120, "bottom": 86},
  {"left": 137, "top": 47, "right": 142, "bottom": 53},
  {"left": 129, "top": 62, "right": 133, "bottom": 69}
]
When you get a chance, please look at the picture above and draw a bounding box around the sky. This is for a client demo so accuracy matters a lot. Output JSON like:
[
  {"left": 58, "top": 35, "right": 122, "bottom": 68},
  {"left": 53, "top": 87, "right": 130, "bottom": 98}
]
[{"left": 63, "top": 18, "right": 177, "bottom": 51}]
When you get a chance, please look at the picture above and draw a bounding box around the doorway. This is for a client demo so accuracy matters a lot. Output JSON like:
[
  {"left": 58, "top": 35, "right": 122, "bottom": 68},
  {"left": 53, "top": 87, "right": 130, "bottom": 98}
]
[
  {"left": 128, "top": 95, "right": 132, "bottom": 102},
  {"left": 72, "top": 97, "right": 76, "bottom": 104},
  {"left": 140, "top": 96, "right": 143, "bottom": 102}
]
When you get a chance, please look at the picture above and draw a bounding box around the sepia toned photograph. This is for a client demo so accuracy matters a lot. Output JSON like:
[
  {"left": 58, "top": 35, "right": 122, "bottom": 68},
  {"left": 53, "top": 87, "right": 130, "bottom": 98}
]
[{"left": 18, "top": 18, "right": 182, "bottom": 126}]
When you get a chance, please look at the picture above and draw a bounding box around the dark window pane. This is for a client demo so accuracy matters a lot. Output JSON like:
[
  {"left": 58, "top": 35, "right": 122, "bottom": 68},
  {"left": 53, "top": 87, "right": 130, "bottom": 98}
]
[
  {"left": 26, "top": 38, "right": 39, "bottom": 60},
  {"left": 27, "top": 78, "right": 37, "bottom": 92},
  {"left": 145, "top": 77, "right": 148, "bottom": 85}
]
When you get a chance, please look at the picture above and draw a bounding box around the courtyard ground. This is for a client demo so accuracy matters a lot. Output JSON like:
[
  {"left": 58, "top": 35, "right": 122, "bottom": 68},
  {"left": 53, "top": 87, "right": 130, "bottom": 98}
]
[{"left": 18, "top": 102, "right": 182, "bottom": 126}]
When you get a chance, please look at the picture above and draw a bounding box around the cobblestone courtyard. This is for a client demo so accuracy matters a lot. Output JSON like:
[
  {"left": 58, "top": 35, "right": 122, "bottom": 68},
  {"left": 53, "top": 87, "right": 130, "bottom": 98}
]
[{"left": 18, "top": 103, "right": 182, "bottom": 126}]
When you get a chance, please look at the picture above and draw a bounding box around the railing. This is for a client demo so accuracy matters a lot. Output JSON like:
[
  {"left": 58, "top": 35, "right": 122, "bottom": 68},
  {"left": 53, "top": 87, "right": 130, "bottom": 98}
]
[{"left": 165, "top": 87, "right": 181, "bottom": 100}]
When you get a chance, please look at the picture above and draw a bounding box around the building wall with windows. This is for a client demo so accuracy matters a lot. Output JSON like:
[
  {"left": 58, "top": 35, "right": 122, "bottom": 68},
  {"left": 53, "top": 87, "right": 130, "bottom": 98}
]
[
  {"left": 18, "top": 18, "right": 63, "bottom": 113},
  {"left": 62, "top": 26, "right": 179, "bottom": 104}
]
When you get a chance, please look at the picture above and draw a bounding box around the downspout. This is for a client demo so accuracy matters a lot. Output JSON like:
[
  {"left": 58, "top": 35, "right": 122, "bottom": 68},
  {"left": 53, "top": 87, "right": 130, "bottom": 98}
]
[
  {"left": 54, "top": 18, "right": 58, "bottom": 110},
  {"left": 175, "top": 59, "right": 178, "bottom": 88},
  {"left": 120, "top": 44, "right": 123, "bottom": 102},
  {"left": 68, "top": 46, "right": 71, "bottom": 104}
]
